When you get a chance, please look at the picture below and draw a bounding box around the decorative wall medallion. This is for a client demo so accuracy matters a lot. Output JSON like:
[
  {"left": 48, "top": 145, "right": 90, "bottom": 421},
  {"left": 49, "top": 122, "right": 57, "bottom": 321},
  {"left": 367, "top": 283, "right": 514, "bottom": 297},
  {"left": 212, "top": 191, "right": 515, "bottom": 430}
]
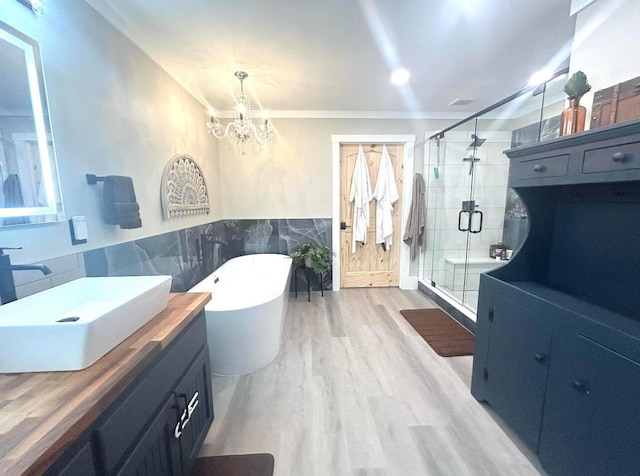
[{"left": 161, "top": 154, "right": 210, "bottom": 219}]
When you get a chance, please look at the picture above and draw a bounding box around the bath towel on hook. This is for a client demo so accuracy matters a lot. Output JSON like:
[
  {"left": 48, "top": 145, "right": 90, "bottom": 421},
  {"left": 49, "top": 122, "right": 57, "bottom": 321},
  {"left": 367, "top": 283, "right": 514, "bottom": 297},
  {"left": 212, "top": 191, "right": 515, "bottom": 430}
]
[
  {"left": 102, "top": 175, "right": 142, "bottom": 229},
  {"left": 373, "top": 145, "right": 399, "bottom": 251},
  {"left": 403, "top": 173, "right": 426, "bottom": 260},
  {"left": 349, "top": 145, "right": 372, "bottom": 253}
]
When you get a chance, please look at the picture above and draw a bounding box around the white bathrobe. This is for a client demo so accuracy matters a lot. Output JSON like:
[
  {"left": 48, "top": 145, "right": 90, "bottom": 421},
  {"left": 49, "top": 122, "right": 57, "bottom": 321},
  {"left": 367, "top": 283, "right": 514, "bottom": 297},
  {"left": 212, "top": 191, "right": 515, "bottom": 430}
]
[
  {"left": 373, "top": 145, "right": 399, "bottom": 249},
  {"left": 349, "top": 145, "right": 372, "bottom": 253}
]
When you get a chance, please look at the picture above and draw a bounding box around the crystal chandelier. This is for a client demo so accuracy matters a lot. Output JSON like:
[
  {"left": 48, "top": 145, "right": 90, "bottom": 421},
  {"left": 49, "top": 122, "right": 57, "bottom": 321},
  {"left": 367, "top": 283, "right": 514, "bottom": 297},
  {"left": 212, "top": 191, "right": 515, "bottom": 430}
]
[{"left": 206, "top": 71, "right": 274, "bottom": 156}]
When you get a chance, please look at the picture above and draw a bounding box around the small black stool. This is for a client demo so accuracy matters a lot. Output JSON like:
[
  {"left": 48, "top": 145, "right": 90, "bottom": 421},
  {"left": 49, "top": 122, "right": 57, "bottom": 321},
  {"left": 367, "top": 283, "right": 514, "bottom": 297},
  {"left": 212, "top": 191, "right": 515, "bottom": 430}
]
[{"left": 294, "top": 266, "right": 324, "bottom": 302}]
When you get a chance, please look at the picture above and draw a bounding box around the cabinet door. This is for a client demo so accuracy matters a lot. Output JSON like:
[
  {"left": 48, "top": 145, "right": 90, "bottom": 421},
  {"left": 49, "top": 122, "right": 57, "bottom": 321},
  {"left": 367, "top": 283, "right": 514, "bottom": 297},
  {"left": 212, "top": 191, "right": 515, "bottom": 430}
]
[
  {"left": 174, "top": 347, "right": 214, "bottom": 476},
  {"left": 45, "top": 440, "right": 97, "bottom": 476},
  {"left": 484, "top": 294, "right": 552, "bottom": 451},
  {"left": 118, "top": 395, "right": 182, "bottom": 476},
  {"left": 96, "top": 312, "right": 207, "bottom": 474},
  {"left": 539, "top": 334, "right": 640, "bottom": 476}
]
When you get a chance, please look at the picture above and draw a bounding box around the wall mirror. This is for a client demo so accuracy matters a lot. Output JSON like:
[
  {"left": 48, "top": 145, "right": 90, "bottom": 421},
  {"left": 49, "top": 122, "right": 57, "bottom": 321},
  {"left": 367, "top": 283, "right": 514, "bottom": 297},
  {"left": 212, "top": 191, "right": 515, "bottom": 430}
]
[{"left": 0, "top": 20, "right": 63, "bottom": 226}]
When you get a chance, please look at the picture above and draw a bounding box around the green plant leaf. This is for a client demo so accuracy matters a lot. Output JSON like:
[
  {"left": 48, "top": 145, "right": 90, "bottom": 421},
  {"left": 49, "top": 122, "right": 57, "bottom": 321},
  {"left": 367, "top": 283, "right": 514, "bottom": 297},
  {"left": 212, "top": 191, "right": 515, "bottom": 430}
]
[
  {"left": 563, "top": 71, "right": 592, "bottom": 99},
  {"left": 288, "top": 242, "right": 334, "bottom": 276}
]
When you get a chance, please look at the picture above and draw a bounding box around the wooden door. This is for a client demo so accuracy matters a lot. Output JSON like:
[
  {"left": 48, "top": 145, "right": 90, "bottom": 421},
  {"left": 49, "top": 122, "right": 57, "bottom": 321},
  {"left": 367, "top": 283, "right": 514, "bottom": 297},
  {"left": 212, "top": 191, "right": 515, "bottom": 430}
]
[{"left": 340, "top": 143, "right": 403, "bottom": 287}]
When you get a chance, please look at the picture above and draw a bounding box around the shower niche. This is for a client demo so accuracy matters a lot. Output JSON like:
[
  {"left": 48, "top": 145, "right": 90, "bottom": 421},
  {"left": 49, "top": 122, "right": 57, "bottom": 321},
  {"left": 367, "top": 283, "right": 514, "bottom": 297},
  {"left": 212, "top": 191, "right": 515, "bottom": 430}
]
[{"left": 471, "top": 119, "right": 640, "bottom": 476}]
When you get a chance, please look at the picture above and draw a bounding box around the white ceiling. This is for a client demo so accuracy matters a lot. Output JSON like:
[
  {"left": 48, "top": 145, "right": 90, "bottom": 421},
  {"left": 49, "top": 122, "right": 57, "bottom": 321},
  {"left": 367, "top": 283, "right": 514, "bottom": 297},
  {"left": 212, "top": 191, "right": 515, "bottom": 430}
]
[{"left": 85, "top": 0, "right": 576, "bottom": 118}]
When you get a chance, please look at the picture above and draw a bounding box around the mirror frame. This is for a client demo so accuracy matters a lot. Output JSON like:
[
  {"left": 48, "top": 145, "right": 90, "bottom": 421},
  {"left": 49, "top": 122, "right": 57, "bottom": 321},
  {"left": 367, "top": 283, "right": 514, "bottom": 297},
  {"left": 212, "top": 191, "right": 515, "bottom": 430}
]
[{"left": 0, "top": 20, "right": 63, "bottom": 225}]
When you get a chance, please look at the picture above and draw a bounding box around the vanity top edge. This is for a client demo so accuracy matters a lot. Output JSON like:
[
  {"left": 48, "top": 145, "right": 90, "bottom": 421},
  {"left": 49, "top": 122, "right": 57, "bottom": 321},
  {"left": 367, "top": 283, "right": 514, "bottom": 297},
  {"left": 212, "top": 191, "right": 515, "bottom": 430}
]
[
  {"left": 505, "top": 118, "right": 640, "bottom": 158},
  {"left": 0, "top": 291, "right": 211, "bottom": 476}
]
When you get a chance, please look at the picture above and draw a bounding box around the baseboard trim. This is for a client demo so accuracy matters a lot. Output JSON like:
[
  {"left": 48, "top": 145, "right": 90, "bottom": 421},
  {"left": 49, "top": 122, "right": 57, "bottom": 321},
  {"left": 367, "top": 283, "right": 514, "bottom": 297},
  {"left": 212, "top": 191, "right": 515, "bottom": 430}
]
[{"left": 418, "top": 281, "right": 477, "bottom": 334}]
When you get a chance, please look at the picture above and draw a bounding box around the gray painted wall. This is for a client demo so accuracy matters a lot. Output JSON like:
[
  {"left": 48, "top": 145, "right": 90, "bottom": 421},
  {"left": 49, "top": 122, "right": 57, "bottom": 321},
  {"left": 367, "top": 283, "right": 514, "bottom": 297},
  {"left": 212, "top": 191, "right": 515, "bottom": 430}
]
[
  {"left": 0, "top": 2, "right": 462, "bottom": 271},
  {"left": 219, "top": 117, "right": 453, "bottom": 219},
  {"left": 0, "top": 1, "right": 221, "bottom": 266}
]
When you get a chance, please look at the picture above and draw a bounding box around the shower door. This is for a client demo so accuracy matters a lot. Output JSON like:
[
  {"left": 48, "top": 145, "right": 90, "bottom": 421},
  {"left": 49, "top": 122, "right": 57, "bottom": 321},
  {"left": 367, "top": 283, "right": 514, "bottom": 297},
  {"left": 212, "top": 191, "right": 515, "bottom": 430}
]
[
  {"left": 421, "top": 72, "right": 565, "bottom": 315},
  {"left": 424, "top": 119, "right": 510, "bottom": 314}
]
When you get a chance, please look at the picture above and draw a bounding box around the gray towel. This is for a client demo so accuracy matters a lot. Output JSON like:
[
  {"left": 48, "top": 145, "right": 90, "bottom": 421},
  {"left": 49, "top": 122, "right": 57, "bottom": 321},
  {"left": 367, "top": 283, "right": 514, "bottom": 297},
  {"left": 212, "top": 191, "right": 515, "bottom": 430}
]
[
  {"left": 403, "top": 173, "right": 426, "bottom": 260},
  {"left": 2, "top": 174, "right": 30, "bottom": 225},
  {"left": 102, "top": 175, "right": 142, "bottom": 229}
]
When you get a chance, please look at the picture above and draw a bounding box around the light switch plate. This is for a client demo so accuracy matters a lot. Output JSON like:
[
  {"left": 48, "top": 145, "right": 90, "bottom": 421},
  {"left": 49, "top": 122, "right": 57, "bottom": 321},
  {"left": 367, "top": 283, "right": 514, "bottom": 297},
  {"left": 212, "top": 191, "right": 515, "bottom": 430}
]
[{"left": 69, "top": 216, "right": 88, "bottom": 245}]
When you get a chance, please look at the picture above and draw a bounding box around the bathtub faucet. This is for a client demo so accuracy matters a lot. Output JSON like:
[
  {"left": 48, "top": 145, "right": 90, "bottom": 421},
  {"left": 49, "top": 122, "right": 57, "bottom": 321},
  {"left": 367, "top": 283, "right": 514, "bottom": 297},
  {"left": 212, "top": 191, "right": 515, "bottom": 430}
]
[{"left": 199, "top": 235, "right": 229, "bottom": 267}]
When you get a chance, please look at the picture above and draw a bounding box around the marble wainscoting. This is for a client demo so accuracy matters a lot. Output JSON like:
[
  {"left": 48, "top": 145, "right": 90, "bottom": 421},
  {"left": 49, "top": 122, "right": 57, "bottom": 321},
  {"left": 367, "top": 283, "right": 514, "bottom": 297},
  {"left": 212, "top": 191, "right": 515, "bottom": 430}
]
[{"left": 84, "top": 218, "right": 332, "bottom": 292}]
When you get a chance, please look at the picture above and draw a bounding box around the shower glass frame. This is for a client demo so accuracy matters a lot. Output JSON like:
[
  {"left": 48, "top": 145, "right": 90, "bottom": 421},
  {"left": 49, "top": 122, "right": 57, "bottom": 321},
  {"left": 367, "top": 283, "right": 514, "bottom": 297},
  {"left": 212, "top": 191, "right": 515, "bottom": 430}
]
[{"left": 422, "top": 69, "right": 569, "bottom": 315}]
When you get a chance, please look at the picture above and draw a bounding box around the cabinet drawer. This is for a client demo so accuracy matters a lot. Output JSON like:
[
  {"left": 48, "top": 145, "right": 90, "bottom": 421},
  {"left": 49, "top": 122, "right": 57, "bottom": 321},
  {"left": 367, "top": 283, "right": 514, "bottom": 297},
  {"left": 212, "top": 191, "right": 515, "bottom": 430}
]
[
  {"left": 582, "top": 141, "right": 640, "bottom": 173},
  {"left": 511, "top": 154, "right": 569, "bottom": 181},
  {"left": 96, "top": 311, "right": 207, "bottom": 474}
]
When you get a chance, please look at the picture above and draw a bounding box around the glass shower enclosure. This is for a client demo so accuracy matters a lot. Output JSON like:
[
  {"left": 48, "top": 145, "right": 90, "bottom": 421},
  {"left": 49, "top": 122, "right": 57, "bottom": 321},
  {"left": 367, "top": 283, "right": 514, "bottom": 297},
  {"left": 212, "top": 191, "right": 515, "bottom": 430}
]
[{"left": 421, "top": 70, "right": 568, "bottom": 316}]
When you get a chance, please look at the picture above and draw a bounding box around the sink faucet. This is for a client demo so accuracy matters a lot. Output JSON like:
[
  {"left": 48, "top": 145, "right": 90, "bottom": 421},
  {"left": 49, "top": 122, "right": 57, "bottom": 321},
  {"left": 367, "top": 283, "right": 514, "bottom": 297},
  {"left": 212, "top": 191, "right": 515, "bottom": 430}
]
[{"left": 0, "top": 247, "right": 52, "bottom": 305}]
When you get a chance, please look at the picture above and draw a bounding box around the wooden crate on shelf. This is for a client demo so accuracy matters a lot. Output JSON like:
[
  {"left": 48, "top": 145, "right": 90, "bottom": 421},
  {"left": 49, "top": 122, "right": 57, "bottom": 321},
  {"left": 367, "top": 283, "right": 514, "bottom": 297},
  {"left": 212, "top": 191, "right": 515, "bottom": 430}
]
[{"left": 590, "top": 75, "right": 640, "bottom": 129}]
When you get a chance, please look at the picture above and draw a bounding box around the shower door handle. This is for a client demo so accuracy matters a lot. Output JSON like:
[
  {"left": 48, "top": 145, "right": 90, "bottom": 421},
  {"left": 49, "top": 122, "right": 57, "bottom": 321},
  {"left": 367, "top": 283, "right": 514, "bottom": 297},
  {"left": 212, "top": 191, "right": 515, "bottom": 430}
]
[
  {"left": 458, "top": 210, "right": 470, "bottom": 232},
  {"left": 469, "top": 210, "right": 483, "bottom": 234}
]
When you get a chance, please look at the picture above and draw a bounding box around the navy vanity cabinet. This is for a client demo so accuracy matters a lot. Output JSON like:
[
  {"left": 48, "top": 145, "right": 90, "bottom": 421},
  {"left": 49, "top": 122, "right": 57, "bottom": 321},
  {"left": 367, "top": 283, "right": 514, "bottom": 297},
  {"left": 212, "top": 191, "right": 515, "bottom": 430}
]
[
  {"left": 46, "top": 309, "right": 213, "bottom": 476},
  {"left": 117, "top": 347, "right": 213, "bottom": 476},
  {"left": 471, "top": 276, "right": 552, "bottom": 451}
]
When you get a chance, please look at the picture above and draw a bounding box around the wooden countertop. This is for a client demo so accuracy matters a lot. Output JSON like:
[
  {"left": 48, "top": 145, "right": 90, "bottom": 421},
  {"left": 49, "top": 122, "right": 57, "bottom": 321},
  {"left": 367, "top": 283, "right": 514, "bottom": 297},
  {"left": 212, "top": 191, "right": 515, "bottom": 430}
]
[{"left": 0, "top": 292, "right": 211, "bottom": 475}]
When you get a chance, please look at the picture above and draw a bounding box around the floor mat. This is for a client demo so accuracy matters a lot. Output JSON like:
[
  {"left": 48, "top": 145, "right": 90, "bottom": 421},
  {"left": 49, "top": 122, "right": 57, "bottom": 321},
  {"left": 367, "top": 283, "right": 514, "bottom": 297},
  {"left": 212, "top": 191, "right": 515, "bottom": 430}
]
[
  {"left": 192, "top": 453, "right": 274, "bottom": 476},
  {"left": 399, "top": 308, "right": 474, "bottom": 357}
]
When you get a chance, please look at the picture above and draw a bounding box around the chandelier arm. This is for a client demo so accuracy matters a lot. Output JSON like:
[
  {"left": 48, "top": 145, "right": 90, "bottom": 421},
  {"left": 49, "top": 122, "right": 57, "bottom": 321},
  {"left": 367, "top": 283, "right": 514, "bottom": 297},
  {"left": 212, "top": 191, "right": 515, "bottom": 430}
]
[
  {"left": 222, "top": 121, "right": 237, "bottom": 139},
  {"left": 209, "top": 127, "right": 224, "bottom": 140},
  {"left": 258, "top": 122, "right": 274, "bottom": 144},
  {"left": 245, "top": 123, "right": 263, "bottom": 145}
]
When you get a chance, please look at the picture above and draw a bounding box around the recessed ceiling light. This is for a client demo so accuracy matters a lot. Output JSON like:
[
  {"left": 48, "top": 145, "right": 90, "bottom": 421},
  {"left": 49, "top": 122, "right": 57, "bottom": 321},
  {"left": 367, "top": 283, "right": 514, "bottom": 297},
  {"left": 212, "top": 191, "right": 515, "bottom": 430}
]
[
  {"left": 390, "top": 68, "right": 410, "bottom": 86},
  {"left": 528, "top": 69, "right": 553, "bottom": 86},
  {"left": 449, "top": 98, "right": 475, "bottom": 106}
]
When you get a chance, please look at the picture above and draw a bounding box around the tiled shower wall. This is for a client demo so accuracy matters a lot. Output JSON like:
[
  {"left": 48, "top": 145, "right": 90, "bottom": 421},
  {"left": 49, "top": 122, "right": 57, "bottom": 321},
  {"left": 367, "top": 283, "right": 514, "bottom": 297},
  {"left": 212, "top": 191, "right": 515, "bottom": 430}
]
[{"left": 12, "top": 218, "right": 332, "bottom": 299}]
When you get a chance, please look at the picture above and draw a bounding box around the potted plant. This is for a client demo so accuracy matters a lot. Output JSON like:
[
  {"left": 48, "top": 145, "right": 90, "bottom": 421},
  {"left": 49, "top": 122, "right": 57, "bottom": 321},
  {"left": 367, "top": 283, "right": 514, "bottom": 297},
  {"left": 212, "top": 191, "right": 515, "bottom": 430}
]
[
  {"left": 560, "top": 71, "right": 592, "bottom": 136},
  {"left": 289, "top": 242, "right": 333, "bottom": 277}
]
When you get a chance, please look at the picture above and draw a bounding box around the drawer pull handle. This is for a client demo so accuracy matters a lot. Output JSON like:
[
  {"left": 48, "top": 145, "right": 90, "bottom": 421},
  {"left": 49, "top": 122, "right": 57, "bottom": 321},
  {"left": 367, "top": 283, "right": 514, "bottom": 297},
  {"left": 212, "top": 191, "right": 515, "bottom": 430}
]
[
  {"left": 612, "top": 152, "right": 626, "bottom": 162},
  {"left": 572, "top": 379, "right": 590, "bottom": 394},
  {"left": 174, "top": 391, "right": 200, "bottom": 438},
  {"left": 533, "top": 164, "right": 545, "bottom": 172},
  {"left": 533, "top": 352, "right": 545, "bottom": 363}
]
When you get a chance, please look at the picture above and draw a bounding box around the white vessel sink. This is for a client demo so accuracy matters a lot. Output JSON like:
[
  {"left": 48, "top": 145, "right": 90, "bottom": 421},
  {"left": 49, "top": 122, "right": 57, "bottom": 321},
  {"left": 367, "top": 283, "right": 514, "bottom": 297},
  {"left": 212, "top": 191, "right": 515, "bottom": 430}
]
[{"left": 0, "top": 276, "right": 172, "bottom": 373}]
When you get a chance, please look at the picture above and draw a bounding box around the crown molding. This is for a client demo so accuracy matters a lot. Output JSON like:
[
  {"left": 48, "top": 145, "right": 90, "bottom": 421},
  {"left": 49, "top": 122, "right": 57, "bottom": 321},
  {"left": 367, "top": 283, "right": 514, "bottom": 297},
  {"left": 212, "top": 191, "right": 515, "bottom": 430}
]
[{"left": 210, "top": 109, "right": 468, "bottom": 120}]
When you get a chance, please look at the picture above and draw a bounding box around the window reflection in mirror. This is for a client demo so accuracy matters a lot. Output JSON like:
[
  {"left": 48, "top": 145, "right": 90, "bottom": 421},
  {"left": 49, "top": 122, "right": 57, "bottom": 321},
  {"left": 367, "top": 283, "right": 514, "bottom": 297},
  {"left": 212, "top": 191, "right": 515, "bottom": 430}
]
[{"left": 0, "top": 20, "right": 63, "bottom": 226}]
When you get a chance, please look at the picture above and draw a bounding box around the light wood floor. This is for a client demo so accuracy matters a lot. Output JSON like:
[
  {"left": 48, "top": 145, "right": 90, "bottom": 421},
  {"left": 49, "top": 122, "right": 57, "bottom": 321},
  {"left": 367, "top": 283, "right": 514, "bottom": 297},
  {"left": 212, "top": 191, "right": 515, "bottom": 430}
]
[{"left": 199, "top": 288, "right": 545, "bottom": 476}]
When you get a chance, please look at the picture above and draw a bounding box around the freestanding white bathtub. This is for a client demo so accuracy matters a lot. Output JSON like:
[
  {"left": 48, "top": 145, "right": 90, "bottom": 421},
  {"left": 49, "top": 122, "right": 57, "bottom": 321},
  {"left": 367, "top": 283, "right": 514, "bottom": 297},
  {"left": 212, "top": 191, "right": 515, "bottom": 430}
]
[{"left": 189, "top": 254, "right": 292, "bottom": 376}]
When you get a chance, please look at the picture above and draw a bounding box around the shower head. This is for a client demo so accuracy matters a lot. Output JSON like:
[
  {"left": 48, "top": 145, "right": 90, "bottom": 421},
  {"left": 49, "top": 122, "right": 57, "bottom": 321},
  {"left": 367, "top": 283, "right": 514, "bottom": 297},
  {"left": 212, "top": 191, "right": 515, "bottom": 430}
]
[{"left": 467, "top": 134, "right": 486, "bottom": 149}]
